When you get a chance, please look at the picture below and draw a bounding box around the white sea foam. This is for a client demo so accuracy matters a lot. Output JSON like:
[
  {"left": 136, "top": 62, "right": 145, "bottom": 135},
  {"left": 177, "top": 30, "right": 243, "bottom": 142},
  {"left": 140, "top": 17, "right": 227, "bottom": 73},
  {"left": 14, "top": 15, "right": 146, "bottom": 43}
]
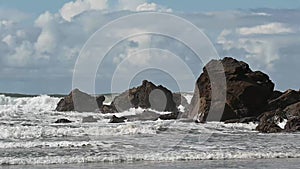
[
  {"left": 0, "top": 95, "right": 299, "bottom": 166},
  {"left": 0, "top": 151, "right": 300, "bottom": 165}
]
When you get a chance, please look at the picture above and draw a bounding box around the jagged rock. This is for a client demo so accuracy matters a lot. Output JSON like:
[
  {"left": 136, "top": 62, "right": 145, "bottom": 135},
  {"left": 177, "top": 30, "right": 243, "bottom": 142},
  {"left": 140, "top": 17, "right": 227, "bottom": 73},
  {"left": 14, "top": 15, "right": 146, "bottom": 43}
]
[
  {"left": 284, "top": 102, "right": 300, "bottom": 117},
  {"left": 189, "top": 57, "right": 274, "bottom": 122},
  {"left": 111, "top": 80, "right": 178, "bottom": 113},
  {"left": 82, "top": 116, "right": 98, "bottom": 123},
  {"left": 55, "top": 89, "right": 105, "bottom": 112},
  {"left": 109, "top": 115, "right": 127, "bottom": 123},
  {"left": 255, "top": 110, "right": 286, "bottom": 133},
  {"left": 267, "top": 89, "right": 300, "bottom": 111},
  {"left": 54, "top": 119, "right": 72, "bottom": 123},
  {"left": 284, "top": 117, "right": 300, "bottom": 132}
]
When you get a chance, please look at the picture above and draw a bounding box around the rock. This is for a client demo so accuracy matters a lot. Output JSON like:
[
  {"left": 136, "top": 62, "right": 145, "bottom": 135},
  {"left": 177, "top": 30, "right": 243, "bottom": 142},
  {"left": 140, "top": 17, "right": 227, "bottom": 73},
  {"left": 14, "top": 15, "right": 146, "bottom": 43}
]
[
  {"left": 189, "top": 57, "right": 274, "bottom": 122},
  {"left": 284, "top": 102, "right": 300, "bottom": 117},
  {"left": 54, "top": 119, "right": 72, "bottom": 123},
  {"left": 172, "top": 93, "right": 189, "bottom": 108},
  {"left": 159, "top": 111, "right": 182, "bottom": 120},
  {"left": 284, "top": 117, "right": 300, "bottom": 132},
  {"left": 111, "top": 80, "right": 178, "bottom": 113},
  {"left": 109, "top": 115, "right": 127, "bottom": 123},
  {"left": 255, "top": 110, "right": 286, "bottom": 133},
  {"left": 267, "top": 89, "right": 300, "bottom": 111},
  {"left": 55, "top": 89, "right": 105, "bottom": 112},
  {"left": 100, "top": 105, "right": 118, "bottom": 114},
  {"left": 82, "top": 116, "right": 98, "bottom": 123}
]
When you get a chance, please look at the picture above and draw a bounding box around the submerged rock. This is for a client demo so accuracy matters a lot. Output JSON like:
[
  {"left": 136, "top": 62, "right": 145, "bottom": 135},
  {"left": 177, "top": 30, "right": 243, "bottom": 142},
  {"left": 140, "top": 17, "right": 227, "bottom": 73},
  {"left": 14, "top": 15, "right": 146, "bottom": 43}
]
[
  {"left": 54, "top": 119, "right": 72, "bottom": 123},
  {"left": 109, "top": 115, "right": 127, "bottom": 123},
  {"left": 55, "top": 89, "right": 105, "bottom": 112},
  {"left": 188, "top": 57, "right": 274, "bottom": 122}
]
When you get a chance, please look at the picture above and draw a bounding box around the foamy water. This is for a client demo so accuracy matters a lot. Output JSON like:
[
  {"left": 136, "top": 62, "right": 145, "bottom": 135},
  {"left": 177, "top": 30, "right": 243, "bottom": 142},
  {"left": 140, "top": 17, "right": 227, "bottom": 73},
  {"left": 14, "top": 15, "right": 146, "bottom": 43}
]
[{"left": 0, "top": 94, "right": 300, "bottom": 166}]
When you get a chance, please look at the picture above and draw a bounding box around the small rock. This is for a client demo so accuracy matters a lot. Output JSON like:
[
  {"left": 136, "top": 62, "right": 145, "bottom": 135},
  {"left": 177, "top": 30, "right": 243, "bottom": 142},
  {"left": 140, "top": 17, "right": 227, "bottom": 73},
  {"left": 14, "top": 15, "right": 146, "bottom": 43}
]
[
  {"left": 54, "top": 119, "right": 72, "bottom": 123},
  {"left": 109, "top": 115, "right": 127, "bottom": 123}
]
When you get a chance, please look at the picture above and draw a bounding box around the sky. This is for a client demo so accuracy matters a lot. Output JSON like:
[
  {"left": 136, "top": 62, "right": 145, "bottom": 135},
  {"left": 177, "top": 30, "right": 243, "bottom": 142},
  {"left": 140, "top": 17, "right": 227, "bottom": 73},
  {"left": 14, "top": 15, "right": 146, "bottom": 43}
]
[{"left": 0, "top": 0, "right": 300, "bottom": 94}]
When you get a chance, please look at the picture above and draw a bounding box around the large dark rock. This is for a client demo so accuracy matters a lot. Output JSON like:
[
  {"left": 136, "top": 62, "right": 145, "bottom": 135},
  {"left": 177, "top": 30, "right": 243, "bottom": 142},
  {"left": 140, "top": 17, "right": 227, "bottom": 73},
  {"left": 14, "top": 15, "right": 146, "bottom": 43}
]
[
  {"left": 55, "top": 89, "right": 105, "bottom": 112},
  {"left": 111, "top": 80, "right": 178, "bottom": 113},
  {"left": 188, "top": 57, "right": 274, "bottom": 122}
]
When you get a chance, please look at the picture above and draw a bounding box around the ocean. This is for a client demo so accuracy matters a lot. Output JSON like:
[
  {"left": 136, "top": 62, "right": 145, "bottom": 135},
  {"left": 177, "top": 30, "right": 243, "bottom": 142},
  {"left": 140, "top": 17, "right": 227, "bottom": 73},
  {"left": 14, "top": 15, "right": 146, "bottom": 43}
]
[{"left": 0, "top": 94, "right": 299, "bottom": 168}]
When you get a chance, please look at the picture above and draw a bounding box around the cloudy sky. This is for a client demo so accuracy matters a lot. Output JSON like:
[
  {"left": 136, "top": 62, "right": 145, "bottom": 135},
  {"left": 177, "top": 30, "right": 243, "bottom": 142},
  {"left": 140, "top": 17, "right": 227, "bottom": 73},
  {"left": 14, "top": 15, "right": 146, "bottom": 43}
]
[{"left": 0, "top": 0, "right": 300, "bottom": 94}]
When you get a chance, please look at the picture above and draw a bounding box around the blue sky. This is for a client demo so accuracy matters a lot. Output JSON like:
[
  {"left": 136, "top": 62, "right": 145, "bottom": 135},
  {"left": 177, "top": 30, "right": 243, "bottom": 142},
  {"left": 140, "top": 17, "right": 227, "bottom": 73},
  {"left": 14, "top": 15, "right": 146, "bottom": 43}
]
[
  {"left": 0, "top": 0, "right": 300, "bottom": 94},
  {"left": 1, "top": 0, "right": 300, "bottom": 14}
]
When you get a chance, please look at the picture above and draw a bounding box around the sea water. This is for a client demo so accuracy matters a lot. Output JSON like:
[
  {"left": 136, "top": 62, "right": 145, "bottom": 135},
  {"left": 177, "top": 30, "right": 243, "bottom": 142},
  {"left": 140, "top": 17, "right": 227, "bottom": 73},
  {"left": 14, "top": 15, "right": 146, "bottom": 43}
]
[{"left": 0, "top": 94, "right": 299, "bottom": 168}]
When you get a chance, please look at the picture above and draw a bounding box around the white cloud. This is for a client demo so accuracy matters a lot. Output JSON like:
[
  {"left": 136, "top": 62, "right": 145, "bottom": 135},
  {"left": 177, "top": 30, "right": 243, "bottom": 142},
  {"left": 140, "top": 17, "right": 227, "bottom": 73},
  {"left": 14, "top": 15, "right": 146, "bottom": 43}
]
[
  {"left": 237, "top": 23, "right": 294, "bottom": 35},
  {"left": 60, "top": 0, "right": 108, "bottom": 21},
  {"left": 117, "top": 0, "right": 146, "bottom": 11},
  {"left": 136, "top": 2, "right": 172, "bottom": 12}
]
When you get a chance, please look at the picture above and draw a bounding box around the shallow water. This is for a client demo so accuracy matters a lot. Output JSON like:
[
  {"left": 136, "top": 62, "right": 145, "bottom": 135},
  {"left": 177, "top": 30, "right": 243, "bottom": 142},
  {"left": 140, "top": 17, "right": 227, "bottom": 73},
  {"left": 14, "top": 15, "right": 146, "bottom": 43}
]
[{"left": 0, "top": 95, "right": 299, "bottom": 166}]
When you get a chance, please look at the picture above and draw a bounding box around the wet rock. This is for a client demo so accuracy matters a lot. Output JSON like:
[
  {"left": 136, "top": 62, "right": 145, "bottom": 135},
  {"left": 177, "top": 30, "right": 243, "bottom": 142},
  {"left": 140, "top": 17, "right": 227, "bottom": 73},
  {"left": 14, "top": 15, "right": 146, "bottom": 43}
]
[
  {"left": 284, "top": 117, "right": 300, "bottom": 132},
  {"left": 255, "top": 110, "right": 286, "bottom": 133},
  {"left": 54, "top": 119, "right": 72, "bottom": 123},
  {"left": 111, "top": 80, "right": 178, "bottom": 113},
  {"left": 100, "top": 105, "right": 118, "bottom": 114},
  {"left": 159, "top": 112, "right": 182, "bottom": 120},
  {"left": 189, "top": 57, "right": 274, "bottom": 122},
  {"left": 55, "top": 89, "right": 105, "bottom": 112},
  {"left": 109, "top": 115, "right": 127, "bottom": 123}
]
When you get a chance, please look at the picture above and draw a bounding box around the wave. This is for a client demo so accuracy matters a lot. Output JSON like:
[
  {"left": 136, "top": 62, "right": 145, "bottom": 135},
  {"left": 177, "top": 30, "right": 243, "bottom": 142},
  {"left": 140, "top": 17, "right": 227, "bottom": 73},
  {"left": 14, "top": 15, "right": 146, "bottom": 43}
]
[{"left": 1, "top": 151, "right": 299, "bottom": 165}]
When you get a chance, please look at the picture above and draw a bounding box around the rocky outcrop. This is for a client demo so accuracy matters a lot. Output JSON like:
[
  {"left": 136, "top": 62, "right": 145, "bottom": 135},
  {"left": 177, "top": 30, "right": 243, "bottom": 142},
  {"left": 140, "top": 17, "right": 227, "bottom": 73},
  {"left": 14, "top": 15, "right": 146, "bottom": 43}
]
[
  {"left": 255, "top": 110, "right": 285, "bottom": 133},
  {"left": 111, "top": 80, "right": 178, "bottom": 113},
  {"left": 266, "top": 89, "right": 300, "bottom": 111},
  {"left": 284, "top": 117, "right": 300, "bottom": 132},
  {"left": 256, "top": 90, "right": 300, "bottom": 133},
  {"left": 55, "top": 89, "right": 105, "bottom": 112},
  {"left": 188, "top": 57, "right": 274, "bottom": 122}
]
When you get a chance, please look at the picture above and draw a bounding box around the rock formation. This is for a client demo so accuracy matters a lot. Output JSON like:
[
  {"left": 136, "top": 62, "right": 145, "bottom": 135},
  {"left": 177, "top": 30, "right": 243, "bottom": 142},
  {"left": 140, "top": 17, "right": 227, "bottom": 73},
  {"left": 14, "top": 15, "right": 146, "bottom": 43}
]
[
  {"left": 55, "top": 89, "right": 105, "bottom": 112},
  {"left": 188, "top": 57, "right": 274, "bottom": 122},
  {"left": 110, "top": 80, "right": 178, "bottom": 113}
]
